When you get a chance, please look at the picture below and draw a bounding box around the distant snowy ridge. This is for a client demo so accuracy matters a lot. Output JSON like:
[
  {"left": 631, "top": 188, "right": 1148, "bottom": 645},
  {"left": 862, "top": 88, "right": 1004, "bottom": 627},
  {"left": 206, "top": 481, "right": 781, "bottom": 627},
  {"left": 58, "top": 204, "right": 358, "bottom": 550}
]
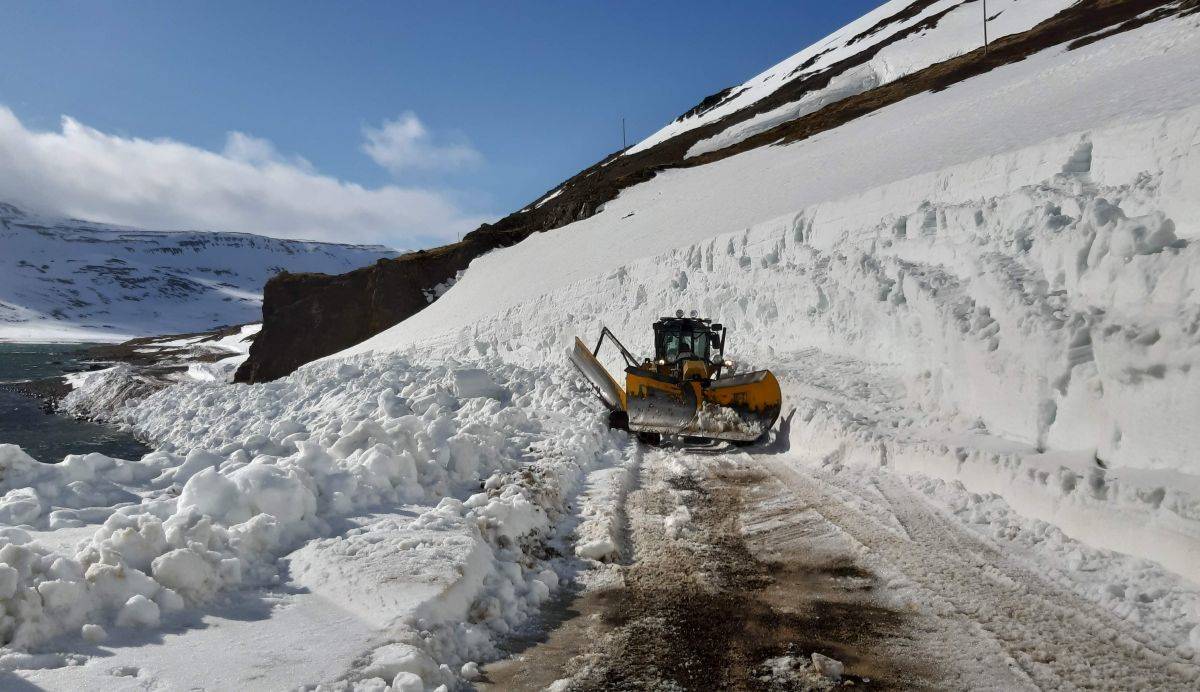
[{"left": 0, "top": 202, "right": 397, "bottom": 343}]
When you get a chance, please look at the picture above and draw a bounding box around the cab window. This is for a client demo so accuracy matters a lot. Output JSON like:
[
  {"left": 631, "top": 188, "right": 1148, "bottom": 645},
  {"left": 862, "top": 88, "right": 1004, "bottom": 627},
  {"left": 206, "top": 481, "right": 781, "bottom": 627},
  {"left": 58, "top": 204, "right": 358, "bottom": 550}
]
[{"left": 660, "top": 328, "right": 710, "bottom": 362}]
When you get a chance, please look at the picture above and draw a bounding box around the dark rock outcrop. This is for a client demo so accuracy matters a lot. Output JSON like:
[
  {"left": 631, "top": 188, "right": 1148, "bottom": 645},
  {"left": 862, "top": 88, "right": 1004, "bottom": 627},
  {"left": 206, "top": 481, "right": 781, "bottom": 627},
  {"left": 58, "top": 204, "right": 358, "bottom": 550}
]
[
  {"left": 236, "top": 234, "right": 517, "bottom": 383},
  {"left": 237, "top": 0, "right": 1189, "bottom": 384}
]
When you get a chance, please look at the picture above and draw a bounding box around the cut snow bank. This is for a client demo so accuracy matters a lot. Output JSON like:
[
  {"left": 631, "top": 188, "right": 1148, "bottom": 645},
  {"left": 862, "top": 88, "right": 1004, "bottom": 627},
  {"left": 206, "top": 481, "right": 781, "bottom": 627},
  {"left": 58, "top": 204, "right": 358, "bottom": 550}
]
[
  {"left": 351, "top": 103, "right": 1200, "bottom": 475},
  {"left": 332, "top": 23, "right": 1200, "bottom": 579}
]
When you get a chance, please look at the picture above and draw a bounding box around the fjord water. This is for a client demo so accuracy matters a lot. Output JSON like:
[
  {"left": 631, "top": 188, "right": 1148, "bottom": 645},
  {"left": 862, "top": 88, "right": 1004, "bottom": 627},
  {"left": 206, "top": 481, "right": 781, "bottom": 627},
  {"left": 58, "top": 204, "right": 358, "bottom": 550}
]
[{"left": 0, "top": 343, "right": 150, "bottom": 463}]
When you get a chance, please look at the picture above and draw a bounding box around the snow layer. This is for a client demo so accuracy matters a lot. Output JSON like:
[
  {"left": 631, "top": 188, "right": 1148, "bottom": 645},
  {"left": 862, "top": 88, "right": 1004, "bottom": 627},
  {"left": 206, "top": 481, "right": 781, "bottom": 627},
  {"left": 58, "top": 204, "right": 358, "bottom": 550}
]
[
  {"left": 628, "top": 0, "right": 1074, "bottom": 154},
  {"left": 0, "top": 202, "right": 395, "bottom": 342}
]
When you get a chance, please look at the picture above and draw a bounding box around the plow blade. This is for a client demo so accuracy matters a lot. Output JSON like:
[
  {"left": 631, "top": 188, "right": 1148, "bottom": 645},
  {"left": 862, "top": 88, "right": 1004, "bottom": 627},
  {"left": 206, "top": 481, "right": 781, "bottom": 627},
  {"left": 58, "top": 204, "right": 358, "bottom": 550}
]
[
  {"left": 569, "top": 337, "right": 625, "bottom": 411},
  {"left": 626, "top": 369, "right": 782, "bottom": 442},
  {"left": 626, "top": 371, "right": 700, "bottom": 434},
  {"left": 696, "top": 370, "right": 782, "bottom": 442}
]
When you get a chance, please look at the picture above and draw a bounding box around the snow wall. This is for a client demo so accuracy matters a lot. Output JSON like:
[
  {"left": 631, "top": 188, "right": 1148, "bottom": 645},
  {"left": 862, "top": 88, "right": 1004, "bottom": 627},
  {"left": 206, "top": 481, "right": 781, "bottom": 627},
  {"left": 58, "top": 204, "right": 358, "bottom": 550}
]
[{"left": 367, "top": 106, "right": 1200, "bottom": 578}]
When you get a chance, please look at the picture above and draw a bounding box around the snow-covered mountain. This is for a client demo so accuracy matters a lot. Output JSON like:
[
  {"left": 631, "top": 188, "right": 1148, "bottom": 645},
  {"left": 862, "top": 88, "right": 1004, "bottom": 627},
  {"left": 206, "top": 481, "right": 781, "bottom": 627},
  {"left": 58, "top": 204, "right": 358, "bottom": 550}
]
[
  {"left": 0, "top": 202, "right": 397, "bottom": 342},
  {"left": 6, "top": 2, "right": 1200, "bottom": 690},
  {"left": 628, "top": 0, "right": 1077, "bottom": 156}
]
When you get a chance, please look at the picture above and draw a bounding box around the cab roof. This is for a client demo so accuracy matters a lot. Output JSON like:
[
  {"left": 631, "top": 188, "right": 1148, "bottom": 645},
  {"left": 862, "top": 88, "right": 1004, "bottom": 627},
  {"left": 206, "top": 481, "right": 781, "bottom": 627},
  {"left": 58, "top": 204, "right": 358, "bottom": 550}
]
[{"left": 653, "top": 316, "right": 713, "bottom": 330}]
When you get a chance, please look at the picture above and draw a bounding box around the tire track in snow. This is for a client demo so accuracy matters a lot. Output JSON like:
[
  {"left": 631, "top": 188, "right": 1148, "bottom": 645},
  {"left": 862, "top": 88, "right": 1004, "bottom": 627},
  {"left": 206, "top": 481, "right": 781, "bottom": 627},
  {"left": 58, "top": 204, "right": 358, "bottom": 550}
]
[
  {"left": 554, "top": 448, "right": 937, "bottom": 690},
  {"left": 764, "top": 459, "right": 1200, "bottom": 689}
]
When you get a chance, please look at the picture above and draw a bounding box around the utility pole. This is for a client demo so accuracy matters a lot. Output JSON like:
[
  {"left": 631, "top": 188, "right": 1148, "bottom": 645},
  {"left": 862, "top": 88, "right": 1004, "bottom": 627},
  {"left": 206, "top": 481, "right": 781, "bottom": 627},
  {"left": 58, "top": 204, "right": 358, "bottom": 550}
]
[
  {"left": 621, "top": 117, "right": 627, "bottom": 150},
  {"left": 982, "top": 0, "right": 989, "bottom": 55}
]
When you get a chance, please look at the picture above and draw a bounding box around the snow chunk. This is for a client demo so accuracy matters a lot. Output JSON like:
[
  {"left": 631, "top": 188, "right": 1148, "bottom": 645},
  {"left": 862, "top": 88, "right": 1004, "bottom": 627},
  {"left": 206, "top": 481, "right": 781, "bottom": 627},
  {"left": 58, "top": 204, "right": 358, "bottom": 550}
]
[
  {"left": 460, "top": 661, "right": 482, "bottom": 681},
  {"left": 116, "top": 595, "right": 160, "bottom": 629},
  {"left": 391, "top": 672, "right": 424, "bottom": 692},
  {"left": 576, "top": 538, "right": 618, "bottom": 562},
  {"left": 452, "top": 368, "right": 506, "bottom": 399},
  {"left": 81, "top": 623, "right": 107, "bottom": 643},
  {"left": 151, "top": 549, "right": 220, "bottom": 601}
]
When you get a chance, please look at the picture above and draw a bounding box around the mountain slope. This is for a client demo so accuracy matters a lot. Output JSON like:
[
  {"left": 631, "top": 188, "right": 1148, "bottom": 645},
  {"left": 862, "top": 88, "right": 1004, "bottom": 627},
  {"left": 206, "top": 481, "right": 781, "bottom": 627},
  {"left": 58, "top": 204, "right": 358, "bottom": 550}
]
[
  {"left": 627, "top": 0, "right": 1076, "bottom": 155},
  {"left": 238, "top": 0, "right": 1197, "bottom": 383},
  {"left": 0, "top": 202, "right": 397, "bottom": 342}
]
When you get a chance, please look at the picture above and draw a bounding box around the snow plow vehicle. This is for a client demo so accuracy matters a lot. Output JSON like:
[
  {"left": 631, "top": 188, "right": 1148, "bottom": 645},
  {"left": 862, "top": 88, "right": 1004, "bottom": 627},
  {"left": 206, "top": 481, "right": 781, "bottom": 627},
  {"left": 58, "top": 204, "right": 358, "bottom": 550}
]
[{"left": 570, "top": 312, "right": 781, "bottom": 444}]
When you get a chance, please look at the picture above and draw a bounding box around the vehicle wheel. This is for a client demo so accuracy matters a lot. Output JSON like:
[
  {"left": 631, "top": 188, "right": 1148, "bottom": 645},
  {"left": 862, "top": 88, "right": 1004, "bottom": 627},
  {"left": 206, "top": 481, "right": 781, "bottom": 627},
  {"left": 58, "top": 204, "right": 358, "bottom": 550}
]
[
  {"left": 608, "top": 409, "right": 629, "bottom": 431},
  {"left": 636, "top": 431, "right": 661, "bottom": 446}
]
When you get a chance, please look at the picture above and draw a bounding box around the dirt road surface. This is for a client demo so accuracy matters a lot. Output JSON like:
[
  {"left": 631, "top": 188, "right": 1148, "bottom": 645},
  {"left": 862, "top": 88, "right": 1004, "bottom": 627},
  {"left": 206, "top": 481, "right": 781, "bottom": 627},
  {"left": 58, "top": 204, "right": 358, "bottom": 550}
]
[{"left": 482, "top": 445, "right": 1200, "bottom": 690}]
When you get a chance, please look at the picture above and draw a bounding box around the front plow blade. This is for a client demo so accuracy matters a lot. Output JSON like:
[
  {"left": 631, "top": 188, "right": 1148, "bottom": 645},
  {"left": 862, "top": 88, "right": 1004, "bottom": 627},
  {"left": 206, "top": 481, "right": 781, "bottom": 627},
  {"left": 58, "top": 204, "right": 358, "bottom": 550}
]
[
  {"left": 569, "top": 337, "right": 625, "bottom": 411},
  {"left": 626, "top": 373, "right": 699, "bottom": 434},
  {"left": 696, "top": 370, "right": 782, "bottom": 441},
  {"left": 626, "top": 369, "right": 782, "bottom": 442}
]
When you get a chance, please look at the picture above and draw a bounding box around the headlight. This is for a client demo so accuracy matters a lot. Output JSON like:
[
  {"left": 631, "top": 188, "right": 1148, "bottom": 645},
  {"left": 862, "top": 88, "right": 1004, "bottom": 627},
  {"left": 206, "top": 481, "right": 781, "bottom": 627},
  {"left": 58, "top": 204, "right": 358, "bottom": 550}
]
[
  {"left": 657, "top": 359, "right": 666, "bottom": 365},
  {"left": 723, "top": 359, "right": 734, "bottom": 368}
]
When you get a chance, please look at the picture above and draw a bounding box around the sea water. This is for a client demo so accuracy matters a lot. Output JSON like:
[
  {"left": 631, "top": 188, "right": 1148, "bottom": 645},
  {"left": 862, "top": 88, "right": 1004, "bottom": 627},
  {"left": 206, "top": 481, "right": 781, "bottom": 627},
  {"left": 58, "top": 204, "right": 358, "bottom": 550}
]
[{"left": 0, "top": 343, "right": 151, "bottom": 463}]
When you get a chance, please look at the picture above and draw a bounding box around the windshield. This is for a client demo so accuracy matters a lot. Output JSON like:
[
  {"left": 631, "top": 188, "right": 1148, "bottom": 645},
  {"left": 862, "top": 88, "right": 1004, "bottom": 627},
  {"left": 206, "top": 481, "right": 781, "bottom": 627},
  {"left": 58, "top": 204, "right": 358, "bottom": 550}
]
[{"left": 661, "top": 329, "right": 711, "bottom": 362}]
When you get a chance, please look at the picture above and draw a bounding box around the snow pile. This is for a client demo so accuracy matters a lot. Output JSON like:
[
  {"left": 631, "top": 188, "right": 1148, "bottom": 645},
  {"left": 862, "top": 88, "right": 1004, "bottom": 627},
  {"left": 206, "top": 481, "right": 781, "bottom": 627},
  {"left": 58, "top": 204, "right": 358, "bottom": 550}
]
[
  {"left": 60, "top": 365, "right": 167, "bottom": 421},
  {"left": 0, "top": 356, "right": 626, "bottom": 688},
  {"left": 0, "top": 445, "right": 148, "bottom": 528},
  {"left": 60, "top": 324, "right": 262, "bottom": 421}
]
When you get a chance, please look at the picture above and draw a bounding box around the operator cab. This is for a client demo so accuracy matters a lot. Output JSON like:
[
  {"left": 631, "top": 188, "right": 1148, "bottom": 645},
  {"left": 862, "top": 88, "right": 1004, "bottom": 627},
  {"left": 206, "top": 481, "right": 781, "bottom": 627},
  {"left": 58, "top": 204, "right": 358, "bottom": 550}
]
[{"left": 651, "top": 312, "right": 726, "bottom": 378}]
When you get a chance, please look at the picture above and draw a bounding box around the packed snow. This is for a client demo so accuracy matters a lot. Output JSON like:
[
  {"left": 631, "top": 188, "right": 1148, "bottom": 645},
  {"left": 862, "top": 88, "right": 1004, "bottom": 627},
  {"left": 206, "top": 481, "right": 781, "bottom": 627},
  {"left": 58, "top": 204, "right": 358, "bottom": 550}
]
[{"left": 0, "top": 202, "right": 395, "bottom": 343}]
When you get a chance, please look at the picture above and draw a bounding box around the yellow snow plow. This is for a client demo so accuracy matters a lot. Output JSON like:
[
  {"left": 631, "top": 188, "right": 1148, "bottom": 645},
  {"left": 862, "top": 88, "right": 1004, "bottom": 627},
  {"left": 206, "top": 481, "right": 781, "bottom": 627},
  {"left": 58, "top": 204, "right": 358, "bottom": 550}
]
[{"left": 570, "top": 312, "right": 781, "bottom": 444}]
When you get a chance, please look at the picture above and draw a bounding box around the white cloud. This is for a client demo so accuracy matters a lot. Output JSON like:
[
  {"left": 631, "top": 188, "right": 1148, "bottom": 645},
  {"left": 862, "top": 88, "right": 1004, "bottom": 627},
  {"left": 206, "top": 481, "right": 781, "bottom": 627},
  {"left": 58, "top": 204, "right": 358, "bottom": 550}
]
[
  {"left": 222, "top": 131, "right": 315, "bottom": 172},
  {"left": 362, "top": 112, "right": 483, "bottom": 175},
  {"left": 0, "top": 106, "right": 488, "bottom": 248}
]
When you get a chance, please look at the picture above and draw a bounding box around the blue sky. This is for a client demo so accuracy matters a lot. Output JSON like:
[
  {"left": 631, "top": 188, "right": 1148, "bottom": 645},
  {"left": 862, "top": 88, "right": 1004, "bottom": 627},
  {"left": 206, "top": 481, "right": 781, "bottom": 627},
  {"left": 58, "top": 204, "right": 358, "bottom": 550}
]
[{"left": 0, "top": 1, "right": 880, "bottom": 247}]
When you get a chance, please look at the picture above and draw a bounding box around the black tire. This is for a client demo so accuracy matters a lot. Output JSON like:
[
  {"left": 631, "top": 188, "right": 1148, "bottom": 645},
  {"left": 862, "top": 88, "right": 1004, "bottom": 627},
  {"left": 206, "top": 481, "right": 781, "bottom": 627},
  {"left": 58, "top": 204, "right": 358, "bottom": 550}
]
[
  {"left": 636, "top": 431, "right": 662, "bottom": 446},
  {"left": 608, "top": 409, "right": 629, "bottom": 431}
]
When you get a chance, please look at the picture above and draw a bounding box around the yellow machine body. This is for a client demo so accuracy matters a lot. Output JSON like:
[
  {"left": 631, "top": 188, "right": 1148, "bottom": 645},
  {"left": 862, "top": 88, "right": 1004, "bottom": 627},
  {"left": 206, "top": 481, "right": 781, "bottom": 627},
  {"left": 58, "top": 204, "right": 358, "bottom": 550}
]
[{"left": 570, "top": 320, "right": 782, "bottom": 443}]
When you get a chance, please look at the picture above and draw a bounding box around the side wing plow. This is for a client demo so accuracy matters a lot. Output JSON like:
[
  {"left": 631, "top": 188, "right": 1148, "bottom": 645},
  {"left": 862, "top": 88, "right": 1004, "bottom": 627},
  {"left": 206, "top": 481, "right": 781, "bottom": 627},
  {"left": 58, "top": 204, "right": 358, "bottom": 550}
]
[{"left": 569, "top": 336, "right": 626, "bottom": 412}]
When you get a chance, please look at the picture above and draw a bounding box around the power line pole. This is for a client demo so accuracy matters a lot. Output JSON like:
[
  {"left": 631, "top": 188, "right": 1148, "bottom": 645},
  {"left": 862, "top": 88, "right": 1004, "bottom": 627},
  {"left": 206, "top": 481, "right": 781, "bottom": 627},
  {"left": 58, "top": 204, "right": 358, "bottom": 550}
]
[{"left": 982, "top": 0, "right": 989, "bottom": 55}]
